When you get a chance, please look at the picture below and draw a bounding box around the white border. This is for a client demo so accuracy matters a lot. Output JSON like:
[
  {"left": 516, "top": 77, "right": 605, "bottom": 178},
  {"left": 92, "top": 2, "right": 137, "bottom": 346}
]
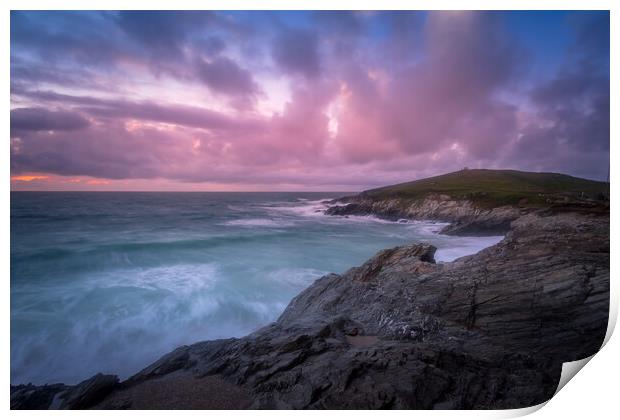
[
  {"left": 3, "top": 1, "right": 617, "bottom": 419},
  {"left": 0, "top": 0, "right": 616, "bottom": 11}
]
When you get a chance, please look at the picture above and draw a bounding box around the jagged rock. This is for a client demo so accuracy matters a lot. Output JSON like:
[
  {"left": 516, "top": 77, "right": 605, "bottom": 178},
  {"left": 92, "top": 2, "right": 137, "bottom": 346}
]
[
  {"left": 58, "top": 373, "right": 119, "bottom": 409},
  {"left": 11, "top": 373, "right": 118, "bottom": 410}
]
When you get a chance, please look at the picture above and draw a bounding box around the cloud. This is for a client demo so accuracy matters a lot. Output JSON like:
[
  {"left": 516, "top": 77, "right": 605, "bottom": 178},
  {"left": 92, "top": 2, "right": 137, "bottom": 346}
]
[
  {"left": 10, "top": 11, "right": 260, "bottom": 101},
  {"left": 9, "top": 87, "right": 330, "bottom": 182},
  {"left": 10, "top": 11, "right": 133, "bottom": 72},
  {"left": 508, "top": 12, "right": 609, "bottom": 178},
  {"left": 11, "top": 107, "right": 90, "bottom": 133},
  {"left": 272, "top": 27, "right": 321, "bottom": 78},
  {"left": 11, "top": 175, "right": 49, "bottom": 182},
  {"left": 199, "top": 36, "right": 226, "bottom": 56},
  {"left": 195, "top": 56, "right": 260, "bottom": 99},
  {"left": 13, "top": 89, "right": 263, "bottom": 132},
  {"left": 9, "top": 11, "right": 610, "bottom": 188},
  {"left": 313, "top": 11, "right": 364, "bottom": 39},
  {"left": 332, "top": 11, "right": 523, "bottom": 163},
  {"left": 116, "top": 11, "right": 217, "bottom": 59}
]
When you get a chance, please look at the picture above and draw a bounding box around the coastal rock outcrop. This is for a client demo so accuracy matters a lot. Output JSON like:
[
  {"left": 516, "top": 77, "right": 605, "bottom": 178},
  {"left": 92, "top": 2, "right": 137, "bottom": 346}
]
[
  {"left": 325, "top": 194, "right": 526, "bottom": 235},
  {"left": 323, "top": 169, "right": 609, "bottom": 235},
  {"left": 11, "top": 212, "right": 603, "bottom": 409}
]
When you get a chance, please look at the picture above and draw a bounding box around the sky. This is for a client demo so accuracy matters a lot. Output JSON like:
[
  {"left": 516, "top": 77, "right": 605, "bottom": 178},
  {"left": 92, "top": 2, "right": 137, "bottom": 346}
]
[{"left": 10, "top": 10, "right": 610, "bottom": 191}]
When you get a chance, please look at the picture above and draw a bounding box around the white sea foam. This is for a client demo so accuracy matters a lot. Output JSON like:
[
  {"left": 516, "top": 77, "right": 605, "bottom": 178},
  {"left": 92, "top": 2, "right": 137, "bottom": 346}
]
[
  {"left": 223, "top": 218, "right": 296, "bottom": 227},
  {"left": 269, "top": 199, "right": 404, "bottom": 226},
  {"left": 335, "top": 214, "right": 400, "bottom": 225},
  {"left": 11, "top": 261, "right": 289, "bottom": 384},
  {"left": 267, "top": 267, "right": 329, "bottom": 288},
  {"left": 265, "top": 199, "right": 330, "bottom": 218},
  {"left": 405, "top": 220, "right": 451, "bottom": 235},
  {"left": 95, "top": 263, "right": 219, "bottom": 296},
  {"left": 434, "top": 236, "right": 503, "bottom": 262}
]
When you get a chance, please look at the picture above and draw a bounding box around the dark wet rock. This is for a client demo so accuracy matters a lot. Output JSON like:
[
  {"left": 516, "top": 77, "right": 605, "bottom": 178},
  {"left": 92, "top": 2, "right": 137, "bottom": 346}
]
[
  {"left": 12, "top": 212, "right": 609, "bottom": 409},
  {"left": 324, "top": 203, "right": 373, "bottom": 217},
  {"left": 11, "top": 383, "right": 68, "bottom": 410},
  {"left": 11, "top": 373, "right": 118, "bottom": 410},
  {"left": 58, "top": 373, "right": 119, "bottom": 409}
]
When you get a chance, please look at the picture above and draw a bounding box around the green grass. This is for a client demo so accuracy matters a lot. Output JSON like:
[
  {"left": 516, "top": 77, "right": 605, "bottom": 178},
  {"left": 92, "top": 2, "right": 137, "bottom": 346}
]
[{"left": 362, "top": 169, "right": 609, "bottom": 209}]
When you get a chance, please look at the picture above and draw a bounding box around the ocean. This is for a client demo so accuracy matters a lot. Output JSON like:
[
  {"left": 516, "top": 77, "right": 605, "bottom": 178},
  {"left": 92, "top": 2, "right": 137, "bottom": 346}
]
[{"left": 10, "top": 192, "right": 502, "bottom": 385}]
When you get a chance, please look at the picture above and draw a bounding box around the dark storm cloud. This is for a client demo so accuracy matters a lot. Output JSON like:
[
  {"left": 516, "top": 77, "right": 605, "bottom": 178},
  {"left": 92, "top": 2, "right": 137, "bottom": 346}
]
[
  {"left": 195, "top": 56, "right": 260, "bottom": 98},
  {"left": 11, "top": 107, "right": 90, "bottom": 133},
  {"left": 116, "top": 11, "right": 217, "bottom": 59},
  {"left": 510, "top": 12, "right": 609, "bottom": 177},
  {"left": 11, "top": 11, "right": 260, "bottom": 100},
  {"left": 272, "top": 27, "right": 321, "bottom": 78}
]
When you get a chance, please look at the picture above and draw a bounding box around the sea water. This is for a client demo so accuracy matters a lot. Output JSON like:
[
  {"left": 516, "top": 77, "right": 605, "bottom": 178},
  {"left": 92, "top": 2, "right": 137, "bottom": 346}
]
[{"left": 10, "top": 192, "right": 502, "bottom": 385}]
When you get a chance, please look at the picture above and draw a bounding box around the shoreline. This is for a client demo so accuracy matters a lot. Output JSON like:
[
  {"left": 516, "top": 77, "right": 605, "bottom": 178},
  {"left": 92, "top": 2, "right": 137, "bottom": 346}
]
[
  {"left": 11, "top": 204, "right": 502, "bottom": 386},
  {"left": 11, "top": 206, "right": 610, "bottom": 409}
]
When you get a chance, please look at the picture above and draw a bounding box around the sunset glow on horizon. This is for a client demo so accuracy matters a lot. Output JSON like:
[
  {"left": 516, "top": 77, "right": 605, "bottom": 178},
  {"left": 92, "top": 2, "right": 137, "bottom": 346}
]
[{"left": 10, "top": 11, "right": 610, "bottom": 191}]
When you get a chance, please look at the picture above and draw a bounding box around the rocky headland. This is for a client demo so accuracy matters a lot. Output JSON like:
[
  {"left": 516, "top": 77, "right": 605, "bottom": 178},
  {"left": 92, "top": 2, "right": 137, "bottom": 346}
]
[
  {"left": 325, "top": 194, "right": 522, "bottom": 235},
  {"left": 325, "top": 169, "right": 609, "bottom": 235},
  {"left": 11, "top": 170, "right": 610, "bottom": 410}
]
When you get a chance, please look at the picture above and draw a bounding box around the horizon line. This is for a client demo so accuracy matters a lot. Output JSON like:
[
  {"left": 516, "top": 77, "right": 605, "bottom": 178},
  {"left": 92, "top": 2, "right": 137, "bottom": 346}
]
[{"left": 10, "top": 190, "right": 357, "bottom": 193}]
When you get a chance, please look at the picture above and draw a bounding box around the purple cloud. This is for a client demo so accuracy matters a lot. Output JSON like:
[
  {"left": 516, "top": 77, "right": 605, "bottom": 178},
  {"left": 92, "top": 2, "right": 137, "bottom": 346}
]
[
  {"left": 11, "top": 107, "right": 90, "bottom": 132},
  {"left": 195, "top": 56, "right": 260, "bottom": 99},
  {"left": 272, "top": 27, "right": 321, "bottom": 78}
]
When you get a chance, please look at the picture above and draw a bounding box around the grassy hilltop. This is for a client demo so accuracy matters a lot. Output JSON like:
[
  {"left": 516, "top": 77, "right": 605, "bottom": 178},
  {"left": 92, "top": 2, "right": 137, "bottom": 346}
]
[{"left": 360, "top": 169, "right": 609, "bottom": 209}]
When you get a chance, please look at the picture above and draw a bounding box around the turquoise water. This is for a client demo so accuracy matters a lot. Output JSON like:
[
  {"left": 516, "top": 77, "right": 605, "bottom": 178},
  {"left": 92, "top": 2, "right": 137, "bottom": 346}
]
[{"left": 11, "top": 192, "right": 502, "bottom": 385}]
